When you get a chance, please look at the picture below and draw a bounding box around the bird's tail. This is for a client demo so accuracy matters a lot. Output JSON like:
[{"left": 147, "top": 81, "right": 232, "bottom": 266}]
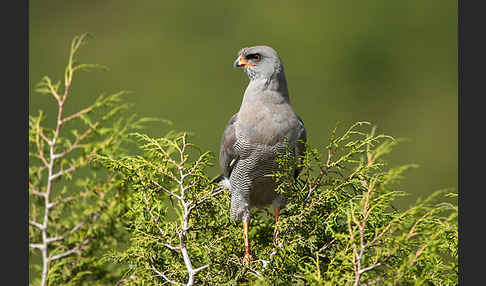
[
  {"left": 230, "top": 187, "right": 250, "bottom": 221},
  {"left": 210, "top": 173, "right": 225, "bottom": 184}
]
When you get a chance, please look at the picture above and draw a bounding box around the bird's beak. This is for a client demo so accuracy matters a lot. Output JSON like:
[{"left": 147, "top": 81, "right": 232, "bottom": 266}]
[{"left": 234, "top": 56, "right": 253, "bottom": 68}]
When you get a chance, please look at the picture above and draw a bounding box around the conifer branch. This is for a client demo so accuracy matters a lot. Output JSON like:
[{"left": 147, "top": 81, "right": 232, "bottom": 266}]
[
  {"left": 145, "top": 133, "right": 215, "bottom": 286},
  {"left": 29, "top": 33, "right": 131, "bottom": 286}
]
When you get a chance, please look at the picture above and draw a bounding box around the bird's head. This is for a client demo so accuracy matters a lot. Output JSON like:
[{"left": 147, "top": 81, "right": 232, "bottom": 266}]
[{"left": 234, "top": 46, "right": 283, "bottom": 80}]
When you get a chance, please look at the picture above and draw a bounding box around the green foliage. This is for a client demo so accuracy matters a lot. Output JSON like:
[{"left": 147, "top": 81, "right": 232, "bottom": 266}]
[
  {"left": 29, "top": 34, "right": 152, "bottom": 286},
  {"left": 30, "top": 34, "right": 457, "bottom": 285},
  {"left": 98, "top": 122, "right": 457, "bottom": 285},
  {"left": 266, "top": 122, "right": 457, "bottom": 285}
]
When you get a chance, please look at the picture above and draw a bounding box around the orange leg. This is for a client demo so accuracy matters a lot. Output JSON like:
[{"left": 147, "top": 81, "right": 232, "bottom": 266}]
[
  {"left": 243, "top": 221, "right": 252, "bottom": 263},
  {"left": 274, "top": 207, "right": 281, "bottom": 246}
]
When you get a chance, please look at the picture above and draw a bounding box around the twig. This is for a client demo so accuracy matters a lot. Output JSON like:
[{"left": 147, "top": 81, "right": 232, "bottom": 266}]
[
  {"left": 49, "top": 166, "right": 77, "bottom": 181},
  {"left": 152, "top": 180, "right": 181, "bottom": 200},
  {"left": 318, "top": 238, "right": 336, "bottom": 253},
  {"left": 45, "top": 236, "right": 64, "bottom": 244},
  {"left": 49, "top": 246, "right": 80, "bottom": 262},
  {"left": 148, "top": 134, "right": 212, "bottom": 286},
  {"left": 39, "top": 128, "right": 52, "bottom": 146},
  {"left": 358, "top": 262, "right": 381, "bottom": 275},
  {"left": 48, "top": 196, "right": 77, "bottom": 209},
  {"left": 61, "top": 105, "right": 96, "bottom": 125},
  {"left": 30, "top": 243, "right": 44, "bottom": 250},
  {"left": 52, "top": 123, "right": 98, "bottom": 160},
  {"left": 151, "top": 264, "right": 180, "bottom": 285},
  {"left": 29, "top": 220, "right": 45, "bottom": 230},
  {"left": 35, "top": 119, "right": 49, "bottom": 167},
  {"left": 29, "top": 182, "right": 45, "bottom": 197}
]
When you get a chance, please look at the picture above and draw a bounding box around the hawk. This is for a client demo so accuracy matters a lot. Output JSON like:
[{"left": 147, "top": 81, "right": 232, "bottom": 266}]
[{"left": 215, "top": 45, "right": 307, "bottom": 261}]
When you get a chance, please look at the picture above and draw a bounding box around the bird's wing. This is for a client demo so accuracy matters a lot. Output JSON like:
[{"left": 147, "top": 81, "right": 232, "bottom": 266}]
[
  {"left": 219, "top": 113, "right": 239, "bottom": 179},
  {"left": 294, "top": 115, "right": 307, "bottom": 178}
]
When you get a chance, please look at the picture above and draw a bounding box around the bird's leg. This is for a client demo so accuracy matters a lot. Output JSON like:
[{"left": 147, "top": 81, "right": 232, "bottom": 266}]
[
  {"left": 243, "top": 221, "right": 252, "bottom": 264},
  {"left": 273, "top": 207, "right": 281, "bottom": 246},
  {"left": 275, "top": 207, "right": 280, "bottom": 223}
]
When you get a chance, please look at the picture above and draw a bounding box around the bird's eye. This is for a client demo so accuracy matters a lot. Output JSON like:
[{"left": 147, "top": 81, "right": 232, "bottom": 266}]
[{"left": 246, "top": 53, "right": 262, "bottom": 62}]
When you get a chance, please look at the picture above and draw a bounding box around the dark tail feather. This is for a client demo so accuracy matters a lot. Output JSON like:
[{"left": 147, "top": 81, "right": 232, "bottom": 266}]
[{"left": 211, "top": 173, "right": 225, "bottom": 184}]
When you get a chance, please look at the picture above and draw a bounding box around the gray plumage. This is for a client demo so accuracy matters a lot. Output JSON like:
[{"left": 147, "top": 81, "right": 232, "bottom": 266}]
[{"left": 218, "top": 45, "right": 307, "bottom": 222}]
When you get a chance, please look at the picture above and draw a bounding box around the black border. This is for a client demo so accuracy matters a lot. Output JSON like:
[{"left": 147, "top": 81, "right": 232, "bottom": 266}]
[
  {"left": 2, "top": 0, "right": 28, "bottom": 284},
  {"left": 459, "top": 0, "right": 485, "bottom": 284}
]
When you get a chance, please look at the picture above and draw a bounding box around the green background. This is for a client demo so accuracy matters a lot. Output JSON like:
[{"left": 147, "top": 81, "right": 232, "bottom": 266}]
[{"left": 29, "top": 0, "right": 457, "bottom": 209}]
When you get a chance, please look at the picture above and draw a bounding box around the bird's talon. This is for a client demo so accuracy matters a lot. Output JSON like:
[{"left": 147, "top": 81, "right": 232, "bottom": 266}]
[{"left": 243, "top": 253, "right": 253, "bottom": 265}]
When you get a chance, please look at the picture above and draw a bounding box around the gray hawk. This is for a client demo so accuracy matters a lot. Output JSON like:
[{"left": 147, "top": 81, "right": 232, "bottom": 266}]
[{"left": 215, "top": 45, "right": 307, "bottom": 262}]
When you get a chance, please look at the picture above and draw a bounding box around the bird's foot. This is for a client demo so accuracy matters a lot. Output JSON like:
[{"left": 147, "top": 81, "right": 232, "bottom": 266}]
[{"left": 243, "top": 252, "right": 253, "bottom": 265}]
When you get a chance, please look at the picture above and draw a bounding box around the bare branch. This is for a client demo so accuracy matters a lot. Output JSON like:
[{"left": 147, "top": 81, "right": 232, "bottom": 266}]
[
  {"left": 151, "top": 264, "right": 180, "bottom": 285},
  {"left": 61, "top": 105, "right": 96, "bottom": 125},
  {"left": 35, "top": 119, "right": 49, "bottom": 167},
  {"left": 351, "top": 185, "right": 384, "bottom": 286},
  {"left": 358, "top": 262, "right": 381, "bottom": 275},
  {"left": 192, "top": 264, "right": 209, "bottom": 274},
  {"left": 152, "top": 180, "right": 181, "bottom": 200},
  {"left": 318, "top": 239, "right": 336, "bottom": 253},
  {"left": 48, "top": 238, "right": 90, "bottom": 263},
  {"left": 49, "top": 246, "right": 80, "bottom": 262},
  {"left": 29, "top": 220, "right": 45, "bottom": 230},
  {"left": 69, "top": 222, "right": 85, "bottom": 234},
  {"left": 164, "top": 244, "right": 182, "bottom": 251},
  {"left": 29, "top": 182, "right": 46, "bottom": 197},
  {"left": 48, "top": 196, "right": 77, "bottom": 209},
  {"left": 53, "top": 123, "right": 98, "bottom": 159},
  {"left": 45, "top": 236, "right": 64, "bottom": 244},
  {"left": 30, "top": 243, "right": 45, "bottom": 250},
  {"left": 155, "top": 138, "right": 210, "bottom": 286},
  {"left": 38, "top": 128, "right": 52, "bottom": 145},
  {"left": 50, "top": 166, "right": 77, "bottom": 181}
]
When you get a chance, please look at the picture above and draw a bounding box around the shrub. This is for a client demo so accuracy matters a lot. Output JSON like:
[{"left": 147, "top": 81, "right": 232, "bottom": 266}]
[
  {"left": 29, "top": 34, "right": 151, "bottom": 286},
  {"left": 98, "top": 123, "right": 457, "bottom": 285}
]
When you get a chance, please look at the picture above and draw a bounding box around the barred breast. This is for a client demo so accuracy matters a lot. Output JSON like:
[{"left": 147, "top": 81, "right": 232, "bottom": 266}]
[{"left": 229, "top": 138, "right": 289, "bottom": 221}]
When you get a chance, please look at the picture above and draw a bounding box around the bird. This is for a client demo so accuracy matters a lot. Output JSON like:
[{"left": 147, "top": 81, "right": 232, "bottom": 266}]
[{"left": 214, "top": 45, "right": 307, "bottom": 262}]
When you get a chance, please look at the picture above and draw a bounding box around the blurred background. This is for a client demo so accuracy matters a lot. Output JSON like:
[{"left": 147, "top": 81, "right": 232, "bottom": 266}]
[{"left": 29, "top": 0, "right": 457, "bottom": 210}]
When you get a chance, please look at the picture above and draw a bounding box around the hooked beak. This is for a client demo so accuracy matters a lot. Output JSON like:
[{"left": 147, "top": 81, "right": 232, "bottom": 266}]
[{"left": 233, "top": 55, "right": 253, "bottom": 68}]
